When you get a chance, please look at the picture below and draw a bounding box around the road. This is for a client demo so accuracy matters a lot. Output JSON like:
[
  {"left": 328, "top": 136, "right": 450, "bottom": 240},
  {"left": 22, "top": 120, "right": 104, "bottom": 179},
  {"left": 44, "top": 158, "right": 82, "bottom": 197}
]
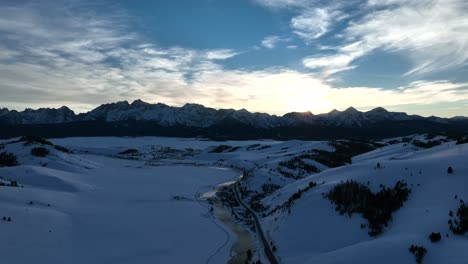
[{"left": 232, "top": 182, "right": 280, "bottom": 264}]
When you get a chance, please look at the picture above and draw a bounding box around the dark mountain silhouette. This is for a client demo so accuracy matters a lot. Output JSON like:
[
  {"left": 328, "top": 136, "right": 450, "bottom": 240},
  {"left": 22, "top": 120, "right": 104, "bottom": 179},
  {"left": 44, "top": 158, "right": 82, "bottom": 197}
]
[{"left": 0, "top": 100, "right": 467, "bottom": 140}]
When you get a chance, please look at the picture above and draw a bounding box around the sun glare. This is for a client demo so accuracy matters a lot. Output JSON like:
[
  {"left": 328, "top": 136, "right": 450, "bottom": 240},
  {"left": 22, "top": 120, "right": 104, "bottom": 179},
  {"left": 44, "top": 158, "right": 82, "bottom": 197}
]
[{"left": 283, "top": 88, "right": 332, "bottom": 114}]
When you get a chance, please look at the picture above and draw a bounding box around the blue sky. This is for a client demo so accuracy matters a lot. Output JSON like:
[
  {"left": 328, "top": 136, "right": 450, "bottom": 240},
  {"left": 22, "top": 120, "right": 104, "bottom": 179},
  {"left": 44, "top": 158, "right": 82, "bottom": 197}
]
[{"left": 0, "top": 0, "right": 468, "bottom": 117}]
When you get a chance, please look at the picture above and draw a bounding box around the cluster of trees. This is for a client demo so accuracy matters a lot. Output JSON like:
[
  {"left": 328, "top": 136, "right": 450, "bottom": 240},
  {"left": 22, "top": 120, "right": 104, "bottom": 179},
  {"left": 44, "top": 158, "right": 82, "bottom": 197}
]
[
  {"left": 318, "top": 140, "right": 382, "bottom": 167},
  {"left": 456, "top": 137, "right": 468, "bottom": 145},
  {"left": 278, "top": 155, "right": 320, "bottom": 179},
  {"left": 409, "top": 245, "right": 427, "bottom": 264},
  {"left": 16, "top": 136, "right": 72, "bottom": 153},
  {"left": 279, "top": 156, "right": 319, "bottom": 172},
  {"left": 31, "top": 147, "right": 49, "bottom": 157},
  {"left": 209, "top": 145, "right": 240, "bottom": 153},
  {"left": 18, "top": 136, "right": 73, "bottom": 154},
  {"left": 287, "top": 182, "right": 317, "bottom": 206},
  {"left": 268, "top": 181, "right": 318, "bottom": 216},
  {"left": 19, "top": 135, "right": 54, "bottom": 146},
  {"left": 261, "top": 182, "right": 280, "bottom": 194},
  {"left": 447, "top": 166, "right": 454, "bottom": 174},
  {"left": 53, "top": 145, "right": 72, "bottom": 153},
  {"left": 310, "top": 150, "right": 352, "bottom": 168},
  {"left": 246, "top": 144, "right": 271, "bottom": 151},
  {"left": 412, "top": 140, "right": 443, "bottom": 149},
  {"left": 429, "top": 232, "right": 441, "bottom": 242},
  {"left": 0, "top": 180, "right": 19, "bottom": 187},
  {"left": 0, "top": 152, "right": 18, "bottom": 167},
  {"left": 249, "top": 195, "right": 268, "bottom": 212},
  {"left": 443, "top": 131, "right": 468, "bottom": 145},
  {"left": 326, "top": 180, "right": 410, "bottom": 236},
  {"left": 118, "top": 148, "right": 139, "bottom": 155},
  {"left": 309, "top": 140, "right": 379, "bottom": 168},
  {"left": 448, "top": 200, "right": 468, "bottom": 235}
]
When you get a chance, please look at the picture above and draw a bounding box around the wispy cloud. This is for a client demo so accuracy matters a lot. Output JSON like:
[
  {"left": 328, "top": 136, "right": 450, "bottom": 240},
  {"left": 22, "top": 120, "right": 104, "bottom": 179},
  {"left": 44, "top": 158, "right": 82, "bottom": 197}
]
[
  {"left": 204, "top": 49, "right": 239, "bottom": 60},
  {"left": 261, "top": 36, "right": 290, "bottom": 49},
  {"left": 290, "top": 8, "right": 347, "bottom": 42},
  {"left": 297, "top": 0, "right": 468, "bottom": 76},
  {"left": 1, "top": 0, "right": 468, "bottom": 117},
  {"left": 256, "top": 0, "right": 468, "bottom": 77},
  {"left": 302, "top": 40, "right": 372, "bottom": 76},
  {"left": 253, "top": 0, "right": 310, "bottom": 9},
  {"left": 255, "top": 1, "right": 348, "bottom": 43},
  {"left": 347, "top": 0, "right": 468, "bottom": 75},
  {"left": 0, "top": 1, "right": 240, "bottom": 110},
  {"left": 188, "top": 70, "right": 468, "bottom": 115}
]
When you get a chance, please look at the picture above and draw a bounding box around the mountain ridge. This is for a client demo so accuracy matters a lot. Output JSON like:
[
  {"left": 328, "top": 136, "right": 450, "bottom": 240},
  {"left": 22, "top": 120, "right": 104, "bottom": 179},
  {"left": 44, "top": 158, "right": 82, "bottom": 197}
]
[
  {"left": 1, "top": 100, "right": 467, "bottom": 140},
  {"left": 1, "top": 99, "right": 465, "bottom": 127}
]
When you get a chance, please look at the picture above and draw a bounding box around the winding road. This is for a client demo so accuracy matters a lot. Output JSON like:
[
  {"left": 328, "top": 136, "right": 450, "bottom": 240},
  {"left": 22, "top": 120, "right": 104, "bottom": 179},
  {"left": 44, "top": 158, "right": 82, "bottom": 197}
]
[{"left": 232, "top": 182, "right": 280, "bottom": 264}]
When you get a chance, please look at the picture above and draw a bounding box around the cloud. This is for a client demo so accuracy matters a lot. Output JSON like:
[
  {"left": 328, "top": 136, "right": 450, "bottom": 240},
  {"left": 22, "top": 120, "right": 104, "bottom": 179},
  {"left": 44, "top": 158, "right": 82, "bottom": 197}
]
[
  {"left": 347, "top": 0, "right": 468, "bottom": 75},
  {"left": 204, "top": 49, "right": 239, "bottom": 60},
  {"left": 303, "top": 53, "right": 356, "bottom": 75},
  {"left": 290, "top": 8, "right": 346, "bottom": 42},
  {"left": 187, "top": 69, "right": 468, "bottom": 116},
  {"left": 0, "top": 1, "right": 240, "bottom": 109},
  {"left": 300, "top": 0, "right": 468, "bottom": 76},
  {"left": 326, "top": 80, "right": 468, "bottom": 111},
  {"left": 302, "top": 40, "right": 372, "bottom": 76},
  {"left": 255, "top": 0, "right": 349, "bottom": 43},
  {"left": 256, "top": 0, "right": 468, "bottom": 77},
  {"left": 253, "top": 0, "right": 310, "bottom": 9},
  {"left": 1, "top": 0, "right": 468, "bottom": 118},
  {"left": 261, "top": 36, "right": 290, "bottom": 49}
]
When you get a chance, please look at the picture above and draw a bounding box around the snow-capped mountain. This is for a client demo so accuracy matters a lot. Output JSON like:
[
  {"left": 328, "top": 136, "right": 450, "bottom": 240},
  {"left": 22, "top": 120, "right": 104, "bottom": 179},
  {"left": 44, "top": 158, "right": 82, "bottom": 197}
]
[
  {"left": 0, "top": 99, "right": 458, "bottom": 127},
  {"left": 0, "top": 100, "right": 467, "bottom": 139},
  {"left": 0, "top": 106, "right": 76, "bottom": 124},
  {"left": 80, "top": 100, "right": 281, "bottom": 128},
  {"left": 307, "top": 106, "right": 424, "bottom": 127}
]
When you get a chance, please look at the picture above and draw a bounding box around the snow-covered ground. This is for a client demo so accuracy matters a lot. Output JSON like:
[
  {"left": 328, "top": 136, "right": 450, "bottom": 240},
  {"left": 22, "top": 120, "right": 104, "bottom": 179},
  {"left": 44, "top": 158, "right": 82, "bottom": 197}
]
[
  {"left": 52, "top": 136, "right": 282, "bottom": 155},
  {"left": 1, "top": 135, "right": 467, "bottom": 264},
  {"left": 0, "top": 138, "right": 242, "bottom": 264},
  {"left": 262, "top": 141, "right": 468, "bottom": 264}
]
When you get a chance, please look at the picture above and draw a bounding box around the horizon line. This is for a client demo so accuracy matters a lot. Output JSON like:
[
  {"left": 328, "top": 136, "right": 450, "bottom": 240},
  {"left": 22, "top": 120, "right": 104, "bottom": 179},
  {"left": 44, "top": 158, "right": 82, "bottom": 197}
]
[{"left": 1, "top": 99, "right": 467, "bottom": 119}]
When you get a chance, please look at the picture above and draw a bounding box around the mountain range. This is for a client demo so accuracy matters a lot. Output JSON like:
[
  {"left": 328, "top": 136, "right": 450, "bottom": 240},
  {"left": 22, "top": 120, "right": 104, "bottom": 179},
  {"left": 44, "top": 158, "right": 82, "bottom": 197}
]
[{"left": 1, "top": 100, "right": 467, "bottom": 139}]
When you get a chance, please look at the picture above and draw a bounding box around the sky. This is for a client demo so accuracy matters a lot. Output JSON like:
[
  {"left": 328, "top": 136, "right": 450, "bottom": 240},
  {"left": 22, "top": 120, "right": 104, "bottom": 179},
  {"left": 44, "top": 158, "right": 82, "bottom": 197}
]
[{"left": 0, "top": 0, "right": 468, "bottom": 117}]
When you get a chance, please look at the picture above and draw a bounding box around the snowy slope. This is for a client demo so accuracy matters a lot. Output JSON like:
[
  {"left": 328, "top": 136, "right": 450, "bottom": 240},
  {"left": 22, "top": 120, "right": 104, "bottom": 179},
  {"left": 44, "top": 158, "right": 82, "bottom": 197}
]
[
  {"left": 262, "top": 141, "right": 468, "bottom": 264},
  {"left": 2, "top": 135, "right": 467, "bottom": 263},
  {"left": 0, "top": 137, "right": 242, "bottom": 264}
]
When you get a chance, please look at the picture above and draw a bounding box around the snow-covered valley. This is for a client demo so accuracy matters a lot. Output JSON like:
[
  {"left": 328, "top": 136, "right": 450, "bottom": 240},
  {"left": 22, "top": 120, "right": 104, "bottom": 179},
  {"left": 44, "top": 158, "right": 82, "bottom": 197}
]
[
  {"left": 0, "top": 137, "right": 243, "bottom": 264},
  {"left": 1, "top": 134, "right": 467, "bottom": 263}
]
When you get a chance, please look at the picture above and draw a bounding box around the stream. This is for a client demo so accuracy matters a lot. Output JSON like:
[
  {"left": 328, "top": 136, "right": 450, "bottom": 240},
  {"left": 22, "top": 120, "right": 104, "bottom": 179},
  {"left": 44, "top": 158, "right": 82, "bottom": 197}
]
[{"left": 201, "top": 179, "right": 257, "bottom": 264}]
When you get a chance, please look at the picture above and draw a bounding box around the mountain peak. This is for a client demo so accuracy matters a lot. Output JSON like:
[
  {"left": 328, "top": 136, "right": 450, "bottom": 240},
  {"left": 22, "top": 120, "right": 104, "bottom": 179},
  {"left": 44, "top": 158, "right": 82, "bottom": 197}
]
[
  {"left": 344, "top": 107, "right": 359, "bottom": 113},
  {"left": 58, "top": 105, "right": 73, "bottom": 111},
  {"left": 0, "top": 102, "right": 465, "bottom": 134},
  {"left": 285, "top": 111, "right": 313, "bottom": 116},
  {"left": 131, "top": 99, "right": 150, "bottom": 107},
  {"left": 368, "top": 107, "right": 388, "bottom": 113},
  {"left": 115, "top": 100, "right": 130, "bottom": 106},
  {"left": 181, "top": 103, "right": 206, "bottom": 109}
]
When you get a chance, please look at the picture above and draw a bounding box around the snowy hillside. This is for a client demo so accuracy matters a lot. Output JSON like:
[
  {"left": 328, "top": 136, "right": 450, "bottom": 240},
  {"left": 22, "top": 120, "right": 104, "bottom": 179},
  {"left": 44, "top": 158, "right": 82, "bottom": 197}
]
[
  {"left": 261, "top": 141, "right": 468, "bottom": 264},
  {"left": 1, "top": 135, "right": 467, "bottom": 263},
  {"left": 0, "top": 137, "right": 242, "bottom": 264}
]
